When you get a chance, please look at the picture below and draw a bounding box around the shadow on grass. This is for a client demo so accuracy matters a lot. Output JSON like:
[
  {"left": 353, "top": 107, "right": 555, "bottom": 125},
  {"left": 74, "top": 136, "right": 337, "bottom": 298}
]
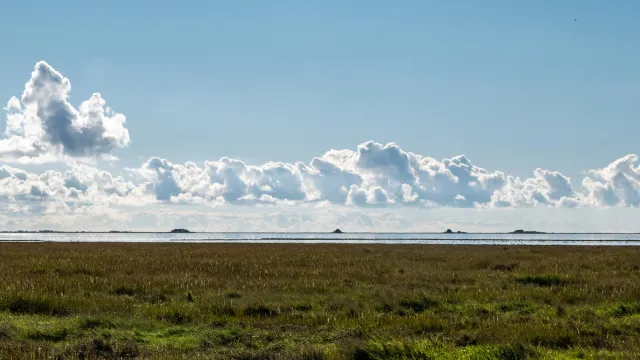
[{"left": 0, "top": 295, "right": 69, "bottom": 316}]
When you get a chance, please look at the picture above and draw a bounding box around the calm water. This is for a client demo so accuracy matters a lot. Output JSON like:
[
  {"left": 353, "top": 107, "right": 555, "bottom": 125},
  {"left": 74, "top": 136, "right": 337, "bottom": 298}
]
[{"left": 1, "top": 232, "right": 640, "bottom": 245}]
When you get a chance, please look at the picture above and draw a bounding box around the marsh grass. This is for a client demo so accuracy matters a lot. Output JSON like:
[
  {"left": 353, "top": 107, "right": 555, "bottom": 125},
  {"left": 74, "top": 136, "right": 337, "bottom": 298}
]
[
  {"left": 1, "top": 243, "right": 640, "bottom": 359},
  {"left": 515, "top": 274, "right": 568, "bottom": 287}
]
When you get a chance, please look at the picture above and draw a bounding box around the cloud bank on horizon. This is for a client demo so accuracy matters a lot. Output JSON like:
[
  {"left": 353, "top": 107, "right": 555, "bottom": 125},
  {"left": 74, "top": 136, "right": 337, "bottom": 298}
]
[{"left": 1, "top": 61, "right": 640, "bottom": 230}]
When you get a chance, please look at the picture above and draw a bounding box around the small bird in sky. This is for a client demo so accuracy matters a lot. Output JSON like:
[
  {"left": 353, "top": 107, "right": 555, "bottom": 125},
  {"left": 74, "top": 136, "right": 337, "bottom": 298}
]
[{"left": 574, "top": 19, "right": 577, "bottom": 22}]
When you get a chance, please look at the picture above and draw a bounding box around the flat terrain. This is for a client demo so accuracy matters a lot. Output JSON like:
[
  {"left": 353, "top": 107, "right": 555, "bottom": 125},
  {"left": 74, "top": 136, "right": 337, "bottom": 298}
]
[{"left": 1, "top": 244, "right": 640, "bottom": 359}]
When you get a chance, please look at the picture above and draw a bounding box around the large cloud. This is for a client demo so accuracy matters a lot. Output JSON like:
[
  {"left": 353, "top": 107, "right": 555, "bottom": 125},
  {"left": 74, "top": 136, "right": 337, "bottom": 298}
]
[
  {"left": 127, "top": 141, "right": 635, "bottom": 209},
  {"left": 3, "top": 140, "right": 640, "bottom": 234},
  {"left": 3, "top": 141, "right": 640, "bottom": 212},
  {"left": 1, "top": 61, "right": 130, "bottom": 163}
]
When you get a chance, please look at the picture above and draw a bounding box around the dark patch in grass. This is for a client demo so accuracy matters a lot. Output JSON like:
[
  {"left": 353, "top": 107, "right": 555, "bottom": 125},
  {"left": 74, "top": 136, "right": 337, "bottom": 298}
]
[
  {"left": 88, "top": 338, "right": 114, "bottom": 357},
  {"left": 498, "top": 302, "right": 537, "bottom": 314},
  {"left": 118, "top": 342, "right": 141, "bottom": 358},
  {"left": 414, "top": 318, "right": 444, "bottom": 334},
  {"left": 111, "top": 285, "right": 139, "bottom": 297},
  {"left": 57, "top": 267, "right": 103, "bottom": 277},
  {"left": 77, "top": 338, "right": 140, "bottom": 359},
  {"left": 243, "top": 305, "right": 277, "bottom": 317},
  {"left": 293, "top": 303, "right": 313, "bottom": 312},
  {"left": 157, "top": 310, "right": 192, "bottom": 325},
  {"left": 347, "top": 308, "right": 359, "bottom": 318},
  {"left": 111, "top": 286, "right": 169, "bottom": 303},
  {"left": 26, "top": 328, "right": 69, "bottom": 342},
  {"left": 476, "top": 306, "right": 493, "bottom": 316},
  {"left": 209, "top": 319, "right": 228, "bottom": 328},
  {"left": 163, "top": 327, "right": 188, "bottom": 337},
  {"left": 0, "top": 324, "right": 15, "bottom": 340},
  {"left": 515, "top": 274, "right": 567, "bottom": 287},
  {"left": 30, "top": 266, "right": 102, "bottom": 277},
  {"left": 227, "top": 291, "right": 242, "bottom": 299},
  {"left": 79, "top": 317, "right": 116, "bottom": 330},
  {"left": 289, "top": 347, "right": 327, "bottom": 360},
  {"left": 352, "top": 341, "right": 431, "bottom": 360},
  {"left": 455, "top": 333, "right": 478, "bottom": 347},
  {"left": 492, "top": 263, "right": 518, "bottom": 271},
  {"left": 141, "top": 290, "right": 171, "bottom": 304},
  {"left": 399, "top": 296, "right": 439, "bottom": 313},
  {"left": 212, "top": 327, "right": 249, "bottom": 346},
  {"left": 494, "top": 344, "right": 537, "bottom": 360},
  {"left": 212, "top": 303, "right": 237, "bottom": 317},
  {"left": 0, "top": 295, "right": 69, "bottom": 316},
  {"left": 229, "top": 349, "right": 279, "bottom": 360},
  {"left": 80, "top": 318, "right": 103, "bottom": 330},
  {"left": 611, "top": 303, "right": 640, "bottom": 317},
  {"left": 336, "top": 328, "right": 367, "bottom": 341},
  {"left": 531, "top": 331, "right": 577, "bottom": 349},
  {"left": 379, "top": 303, "right": 394, "bottom": 313}
]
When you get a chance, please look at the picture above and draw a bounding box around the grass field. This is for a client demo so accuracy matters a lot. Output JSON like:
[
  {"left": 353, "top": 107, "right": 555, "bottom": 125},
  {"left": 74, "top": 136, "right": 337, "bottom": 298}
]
[{"left": 1, "top": 243, "right": 640, "bottom": 359}]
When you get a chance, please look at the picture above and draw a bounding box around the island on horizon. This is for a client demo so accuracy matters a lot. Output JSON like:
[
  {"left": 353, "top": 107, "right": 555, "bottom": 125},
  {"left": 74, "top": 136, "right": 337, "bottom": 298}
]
[
  {"left": 510, "top": 229, "right": 546, "bottom": 234},
  {"left": 444, "top": 229, "right": 467, "bottom": 234}
]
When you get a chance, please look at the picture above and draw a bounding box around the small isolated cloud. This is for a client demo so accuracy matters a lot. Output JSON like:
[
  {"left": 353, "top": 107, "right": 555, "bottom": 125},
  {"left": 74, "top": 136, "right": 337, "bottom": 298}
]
[{"left": 1, "top": 61, "right": 130, "bottom": 163}]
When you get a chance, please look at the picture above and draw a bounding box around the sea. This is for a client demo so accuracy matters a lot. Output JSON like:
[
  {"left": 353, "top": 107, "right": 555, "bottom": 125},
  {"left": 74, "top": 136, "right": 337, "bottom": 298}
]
[{"left": 1, "top": 232, "right": 640, "bottom": 246}]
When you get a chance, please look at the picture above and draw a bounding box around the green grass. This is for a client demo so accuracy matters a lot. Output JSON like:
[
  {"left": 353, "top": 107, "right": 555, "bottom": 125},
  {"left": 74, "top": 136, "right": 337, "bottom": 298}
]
[{"left": 1, "top": 243, "right": 640, "bottom": 359}]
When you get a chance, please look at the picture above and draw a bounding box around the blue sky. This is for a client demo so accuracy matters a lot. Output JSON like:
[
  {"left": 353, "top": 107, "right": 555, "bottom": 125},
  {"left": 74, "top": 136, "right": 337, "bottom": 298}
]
[{"left": 0, "top": 1, "right": 639, "bottom": 231}]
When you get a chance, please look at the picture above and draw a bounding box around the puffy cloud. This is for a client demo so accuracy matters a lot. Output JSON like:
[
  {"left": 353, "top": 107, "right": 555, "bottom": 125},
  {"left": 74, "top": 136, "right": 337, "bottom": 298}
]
[
  {"left": 582, "top": 154, "right": 640, "bottom": 207},
  {"left": 489, "top": 169, "right": 579, "bottom": 208},
  {"left": 124, "top": 141, "right": 591, "bottom": 209},
  {"left": 135, "top": 156, "right": 312, "bottom": 205},
  {"left": 0, "top": 162, "right": 148, "bottom": 216},
  {"left": 346, "top": 185, "right": 393, "bottom": 207},
  {"left": 0, "top": 61, "right": 130, "bottom": 163},
  {"left": 3, "top": 140, "right": 640, "bottom": 233}
]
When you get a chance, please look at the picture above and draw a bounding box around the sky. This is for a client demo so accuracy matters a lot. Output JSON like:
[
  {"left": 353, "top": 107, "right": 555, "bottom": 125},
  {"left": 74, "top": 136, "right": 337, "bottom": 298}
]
[{"left": 0, "top": 1, "right": 639, "bottom": 232}]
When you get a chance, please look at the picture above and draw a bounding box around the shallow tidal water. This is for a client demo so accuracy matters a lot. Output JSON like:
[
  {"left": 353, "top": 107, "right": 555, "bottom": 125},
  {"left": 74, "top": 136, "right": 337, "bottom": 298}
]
[{"left": 1, "top": 232, "right": 640, "bottom": 245}]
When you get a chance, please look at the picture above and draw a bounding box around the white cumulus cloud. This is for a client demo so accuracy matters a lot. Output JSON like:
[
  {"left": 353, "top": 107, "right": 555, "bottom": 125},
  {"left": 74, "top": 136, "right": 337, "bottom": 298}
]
[
  {"left": 1, "top": 61, "right": 130, "bottom": 163},
  {"left": 582, "top": 154, "right": 640, "bottom": 207},
  {"left": 4, "top": 140, "right": 640, "bottom": 213}
]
